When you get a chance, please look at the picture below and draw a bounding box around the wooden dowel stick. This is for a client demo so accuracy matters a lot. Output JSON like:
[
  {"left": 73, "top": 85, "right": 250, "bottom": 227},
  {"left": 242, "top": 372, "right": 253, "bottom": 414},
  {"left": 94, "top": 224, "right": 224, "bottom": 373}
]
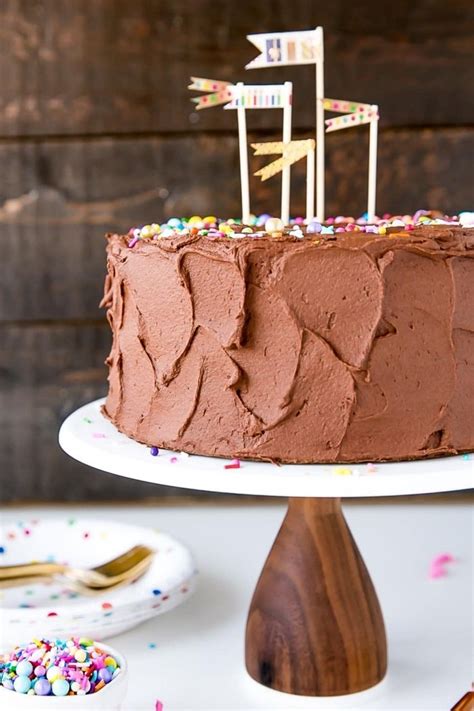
[
  {"left": 367, "top": 109, "right": 378, "bottom": 221},
  {"left": 236, "top": 83, "right": 251, "bottom": 224},
  {"left": 315, "top": 27, "right": 325, "bottom": 222},
  {"left": 306, "top": 146, "right": 315, "bottom": 222},
  {"left": 280, "top": 82, "right": 292, "bottom": 225}
]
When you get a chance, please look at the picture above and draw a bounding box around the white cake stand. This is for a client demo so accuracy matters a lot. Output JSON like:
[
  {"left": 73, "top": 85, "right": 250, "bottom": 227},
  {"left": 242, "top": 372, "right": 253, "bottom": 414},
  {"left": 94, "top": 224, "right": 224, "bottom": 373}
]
[{"left": 59, "top": 398, "right": 472, "bottom": 697}]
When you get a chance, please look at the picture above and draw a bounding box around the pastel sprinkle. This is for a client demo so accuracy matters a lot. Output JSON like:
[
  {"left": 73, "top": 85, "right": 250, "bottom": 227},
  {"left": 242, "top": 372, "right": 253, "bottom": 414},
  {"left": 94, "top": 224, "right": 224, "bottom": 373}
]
[
  {"left": 332, "top": 466, "right": 352, "bottom": 476},
  {"left": 156, "top": 701, "right": 164, "bottom": 711},
  {"left": 366, "top": 463, "right": 377, "bottom": 473},
  {"left": 429, "top": 553, "right": 455, "bottom": 579},
  {"left": 224, "top": 459, "right": 241, "bottom": 469},
  {"left": 92, "top": 432, "right": 106, "bottom": 439},
  {"left": 121, "top": 212, "right": 464, "bottom": 244},
  {"left": 148, "top": 643, "right": 157, "bottom": 649},
  {"left": 433, "top": 553, "right": 454, "bottom": 565},
  {"left": 0, "top": 638, "right": 121, "bottom": 697}
]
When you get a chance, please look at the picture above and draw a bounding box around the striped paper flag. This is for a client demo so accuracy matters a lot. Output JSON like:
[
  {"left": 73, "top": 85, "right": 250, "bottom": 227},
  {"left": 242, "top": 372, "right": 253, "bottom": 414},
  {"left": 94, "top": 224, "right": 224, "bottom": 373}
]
[
  {"left": 246, "top": 29, "right": 323, "bottom": 68},
  {"left": 188, "top": 77, "right": 234, "bottom": 110},
  {"left": 223, "top": 84, "right": 291, "bottom": 110},
  {"left": 323, "top": 97, "right": 379, "bottom": 132}
]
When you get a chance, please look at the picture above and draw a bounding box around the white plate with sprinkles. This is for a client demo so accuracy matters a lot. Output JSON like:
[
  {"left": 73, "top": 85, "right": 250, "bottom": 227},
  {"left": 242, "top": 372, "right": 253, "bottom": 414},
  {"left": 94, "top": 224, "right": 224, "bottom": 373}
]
[{"left": 0, "top": 518, "right": 197, "bottom": 646}]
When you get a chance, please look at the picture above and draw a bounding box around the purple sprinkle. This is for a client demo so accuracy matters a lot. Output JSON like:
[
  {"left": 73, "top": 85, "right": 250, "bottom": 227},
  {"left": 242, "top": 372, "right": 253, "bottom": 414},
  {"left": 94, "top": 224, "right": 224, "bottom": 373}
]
[
  {"left": 34, "top": 678, "right": 51, "bottom": 696},
  {"left": 128, "top": 236, "right": 139, "bottom": 248},
  {"left": 307, "top": 221, "right": 322, "bottom": 234},
  {"left": 99, "top": 668, "right": 113, "bottom": 683},
  {"left": 150, "top": 446, "right": 159, "bottom": 457}
]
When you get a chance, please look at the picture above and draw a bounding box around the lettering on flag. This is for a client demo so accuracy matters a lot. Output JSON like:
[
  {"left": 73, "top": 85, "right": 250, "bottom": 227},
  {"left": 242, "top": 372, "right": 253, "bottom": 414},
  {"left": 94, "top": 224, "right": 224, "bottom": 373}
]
[
  {"left": 252, "top": 139, "right": 315, "bottom": 181},
  {"left": 246, "top": 29, "right": 322, "bottom": 68},
  {"left": 188, "top": 77, "right": 234, "bottom": 110},
  {"left": 223, "top": 84, "right": 291, "bottom": 110}
]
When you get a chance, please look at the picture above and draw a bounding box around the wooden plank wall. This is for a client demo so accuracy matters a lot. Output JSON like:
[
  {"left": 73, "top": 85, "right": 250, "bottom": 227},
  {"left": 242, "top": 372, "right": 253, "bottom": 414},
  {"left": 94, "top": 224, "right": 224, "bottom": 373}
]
[{"left": 1, "top": 0, "right": 473, "bottom": 501}]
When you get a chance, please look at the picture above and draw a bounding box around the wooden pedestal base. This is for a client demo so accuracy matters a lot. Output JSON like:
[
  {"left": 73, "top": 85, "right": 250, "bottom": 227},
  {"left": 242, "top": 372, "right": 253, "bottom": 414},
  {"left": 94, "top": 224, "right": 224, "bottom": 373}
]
[{"left": 245, "top": 497, "right": 387, "bottom": 696}]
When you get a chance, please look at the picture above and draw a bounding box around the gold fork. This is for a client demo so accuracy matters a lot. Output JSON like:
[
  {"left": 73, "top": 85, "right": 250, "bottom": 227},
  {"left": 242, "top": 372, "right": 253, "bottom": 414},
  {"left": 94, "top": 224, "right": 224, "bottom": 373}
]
[{"left": 0, "top": 545, "right": 154, "bottom": 590}]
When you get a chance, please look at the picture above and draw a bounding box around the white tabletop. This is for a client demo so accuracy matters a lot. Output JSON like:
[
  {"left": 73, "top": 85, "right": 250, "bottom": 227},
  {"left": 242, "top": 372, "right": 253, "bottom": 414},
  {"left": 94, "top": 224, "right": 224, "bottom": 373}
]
[{"left": 1, "top": 499, "right": 472, "bottom": 710}]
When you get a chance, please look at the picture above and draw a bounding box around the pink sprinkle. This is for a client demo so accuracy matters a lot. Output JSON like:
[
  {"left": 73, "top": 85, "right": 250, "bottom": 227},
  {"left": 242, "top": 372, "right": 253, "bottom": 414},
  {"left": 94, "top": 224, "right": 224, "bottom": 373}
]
[
  {"left": 225, "top": 459, "right": 241, "bottom": 470},
  {"left": 170, "top": 456, "right": 178, "bottom": 463},
  {"left": 429, "top": 564, "right": 445, "bottom": 579},
  {"left": 429, "top": 553, "right": 455, "bottom": 579},
  {"left": 128, "top": 236, "right": 139, "bottom": 248},
  {"left": 433, "top": 553, "right": 454, "bottom": 565},
  {"left": 366, "top": 463, "right": 377, "bottom": 473},
  {"left": 92, "top": 432, "right": 106, "bottom": 439},
  {"left": 156, "top": 701, "right": 164, "bottom": 711}
]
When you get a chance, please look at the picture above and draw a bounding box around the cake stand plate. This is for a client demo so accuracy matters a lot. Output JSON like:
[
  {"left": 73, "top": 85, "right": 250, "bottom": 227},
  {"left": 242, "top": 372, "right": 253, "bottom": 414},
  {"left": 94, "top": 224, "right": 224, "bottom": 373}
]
[
  {"left": 59, "top": 399, "right": 473, "bottom": 698},
  {"left": 59, "top": 399, "right": 472, "bottom": 498}
]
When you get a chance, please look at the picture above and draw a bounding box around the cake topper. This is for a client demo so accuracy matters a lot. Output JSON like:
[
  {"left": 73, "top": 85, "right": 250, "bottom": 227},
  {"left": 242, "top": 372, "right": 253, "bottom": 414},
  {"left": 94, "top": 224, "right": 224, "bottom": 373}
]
[
  {"left": 188, "top": 77, "right": 234, "bottom": 109},
  {"left": 189, "top": 27, "right": 380, "bottom": 224},
  {"left": 246, "top": 27, "right": 380, "bottom": 221},
  {"left": 252, "top": 139, "right": 315, "bottom": 222},
  {"left": 189, "top": 78, "right": 292, "bottom": 225},
  {"left": 324, "top": 98, "right": 379, "bottom": 221},
  {"left": 246, "top": 28, "right": 325, "bottom": 220}
]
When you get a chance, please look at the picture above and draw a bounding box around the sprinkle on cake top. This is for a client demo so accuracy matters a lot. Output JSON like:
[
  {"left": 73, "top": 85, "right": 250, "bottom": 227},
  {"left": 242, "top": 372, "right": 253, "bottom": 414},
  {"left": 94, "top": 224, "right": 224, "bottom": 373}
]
[{"left": 125, "top": 211, "right": 473, "bottom": 248}]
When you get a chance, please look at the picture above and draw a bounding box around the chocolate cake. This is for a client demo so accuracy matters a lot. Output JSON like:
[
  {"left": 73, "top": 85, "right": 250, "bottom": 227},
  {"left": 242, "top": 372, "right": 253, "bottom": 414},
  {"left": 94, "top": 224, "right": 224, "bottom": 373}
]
[{"left": 101, "top": 219, "right": 474, "bottom": 463}]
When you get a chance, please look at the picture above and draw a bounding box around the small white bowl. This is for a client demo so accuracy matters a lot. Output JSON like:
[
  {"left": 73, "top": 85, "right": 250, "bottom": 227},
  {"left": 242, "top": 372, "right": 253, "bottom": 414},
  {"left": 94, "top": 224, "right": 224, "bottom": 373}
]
[{"left": 0, "top": 642, "right": 128, "bottom": 710}]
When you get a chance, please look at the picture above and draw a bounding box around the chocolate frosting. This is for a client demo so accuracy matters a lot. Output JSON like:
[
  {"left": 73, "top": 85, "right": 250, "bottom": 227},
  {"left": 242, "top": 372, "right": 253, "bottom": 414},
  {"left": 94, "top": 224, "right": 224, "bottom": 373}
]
[{"left": 101, "top": 226, "right": 474, "bottom": 463}]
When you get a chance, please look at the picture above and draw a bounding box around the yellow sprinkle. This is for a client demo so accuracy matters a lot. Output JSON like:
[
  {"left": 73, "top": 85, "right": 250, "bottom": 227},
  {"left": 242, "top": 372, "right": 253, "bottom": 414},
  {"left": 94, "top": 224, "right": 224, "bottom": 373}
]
[
  {"left": 332, "top": 466, "right": 352, "bottom": 476},
  {"left": 140, "top": 225, "right": 153, "bottom": 238},
  {"left": 378, "top": 226, "right": 387, "bottom": 235}
]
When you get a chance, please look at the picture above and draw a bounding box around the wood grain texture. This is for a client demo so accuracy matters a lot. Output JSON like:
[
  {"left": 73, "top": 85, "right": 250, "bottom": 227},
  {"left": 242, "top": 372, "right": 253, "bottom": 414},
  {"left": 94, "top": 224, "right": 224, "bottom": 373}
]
[
  {"left": 0, "top": 0, "right": 473, "bottom": 137},
  {"left": 451, "top": 690, "right": 474, "bottom": 711},
  {"left": 1, "top": 127, "right": 472, "bottom": 321},
  {"left": 246, "top": 497, "right": 387, "bottom": 696},
  {"left": 1, "top": 0, "right": 473, "bottom": 501},
  {"left": 0, "top": 322, "right": 187, "bottom": 502}
]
